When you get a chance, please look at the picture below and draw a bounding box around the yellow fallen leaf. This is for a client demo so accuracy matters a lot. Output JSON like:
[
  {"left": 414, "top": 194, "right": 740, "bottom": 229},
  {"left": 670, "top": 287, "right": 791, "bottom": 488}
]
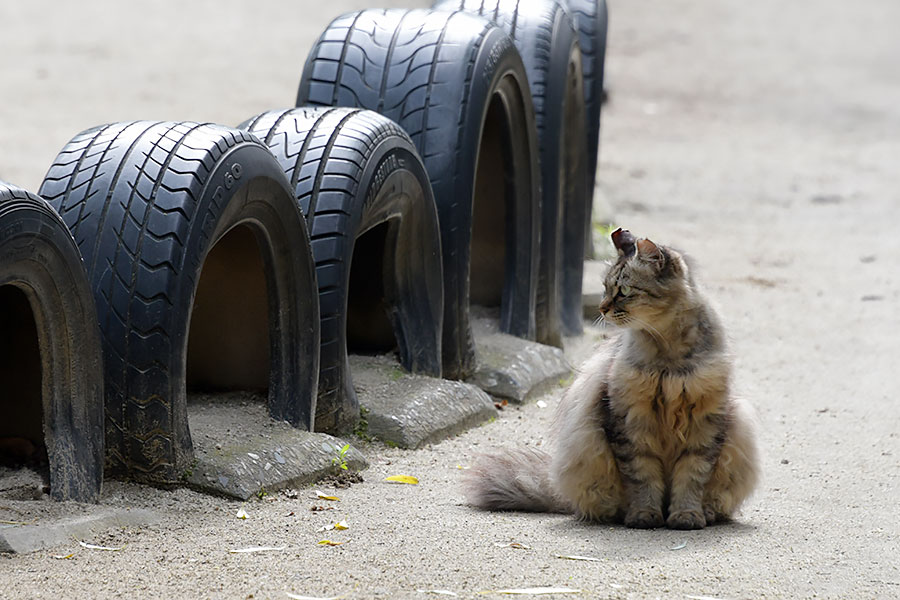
[
  {"left": 315, "top": 490, "right": 340, "bottom": 501},
  {"left": 236, "top": 508, "right": 249, "bottom": 520},
  {"left": 317, "top": 539, "right": 344, "bottom": 546},
  {"left": 385, "top": 475, "right": 419, "bottom": 485},
  {"left": 333, "top": 521, "right": 349, "bottom": 531}
]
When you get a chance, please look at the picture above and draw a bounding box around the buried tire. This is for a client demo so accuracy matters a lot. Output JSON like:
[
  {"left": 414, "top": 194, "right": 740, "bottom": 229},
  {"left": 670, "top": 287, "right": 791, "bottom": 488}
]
[
  {"left": 298, "top": 9, "right": 541, "bottom": 379},
  {"left": 0, "top": 182, "right": 103, "bottom": 501},
  {"left": 241, "top": 107, "right": 443, "bottom": 434},
  {"left": 434, "top": 0, "right": 590, "bottom": 339},
  {"left": 564, "top": 0, "right": 608, "bottom": 258},
  {"left": 39, "top": 122, "right": 318, "bottom": 483}
]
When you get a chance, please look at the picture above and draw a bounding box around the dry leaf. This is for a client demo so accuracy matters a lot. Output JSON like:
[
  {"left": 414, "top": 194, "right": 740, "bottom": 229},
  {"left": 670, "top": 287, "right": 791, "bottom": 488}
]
[
  {"left": 317, "top": 539, "right": 344, "bottom": 547},
  {"left": 315, "top": 490, "right": 341, "bottom": 501},
  {"left": 333, "top": 521, "right": 349, "bottom": 531},
  {"left": 77, "top": 540, "right": 124, "bottom": 551},
  {"left": 555, "top": 554, "right": 600, "bottom": 562},
  {"left": 491, "top": 588, "right": 580, "bottom": 595},
  {"left": 416, "top": 591, "right": 459, "bottom": 597},
  {"left": 236, "top": 508, "right": 249, "bottom": 520},
  {"left": 494, "top": 542, "right": 531, "bottom": 550},
  {"left": 228, "top": 546, "right": 286, "bottom": 554},
  {"left": 384, "top": 475, "right": 419, "bottom": 485},
  {"left": 51, "top": 553, "right": 76, "bottom": 560}
]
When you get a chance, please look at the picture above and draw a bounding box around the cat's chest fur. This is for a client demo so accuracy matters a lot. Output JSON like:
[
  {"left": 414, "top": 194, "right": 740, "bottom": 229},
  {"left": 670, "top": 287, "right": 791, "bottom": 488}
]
[{"left": 608, "top": 358, "right": 730, "bottom": 469}]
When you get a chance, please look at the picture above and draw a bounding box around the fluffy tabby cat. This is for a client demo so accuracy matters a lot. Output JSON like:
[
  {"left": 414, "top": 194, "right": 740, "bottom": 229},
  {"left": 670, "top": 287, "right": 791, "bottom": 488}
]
[{"left": 464, "top": 229, "right": 759, "bottom": 529}]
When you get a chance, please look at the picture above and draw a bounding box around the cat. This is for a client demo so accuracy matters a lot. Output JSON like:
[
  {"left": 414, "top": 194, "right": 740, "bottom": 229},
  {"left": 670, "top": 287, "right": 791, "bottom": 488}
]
[{"left": 463, "top": 229, "right": 759, "bottom": 529}]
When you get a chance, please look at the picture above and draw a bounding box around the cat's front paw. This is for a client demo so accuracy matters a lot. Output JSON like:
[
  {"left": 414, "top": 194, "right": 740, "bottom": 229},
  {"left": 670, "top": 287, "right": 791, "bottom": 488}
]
[
  {"left": 624, "top": 507, "right": 664, "bottom": 529},
  {"left": 667, "top": 509, "right": 706, "bottom": 530}
]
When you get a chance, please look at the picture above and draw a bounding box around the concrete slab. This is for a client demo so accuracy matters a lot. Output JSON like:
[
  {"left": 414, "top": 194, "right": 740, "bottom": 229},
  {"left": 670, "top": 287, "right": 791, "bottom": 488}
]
[
  {"left": 467, "top": 310, "right": 572, "bottom": 402},
  {"left": 185, "top": 393, "right": 366, "bottom": 500},
  {"left": 0, "top": 508, "right": 157, "bottom": 554},
  {"left": 582, "top": 258, "right": 608, "bottom": 321},
  {"left": 350, "top": 354, "right": 497, "bottom": 449}
]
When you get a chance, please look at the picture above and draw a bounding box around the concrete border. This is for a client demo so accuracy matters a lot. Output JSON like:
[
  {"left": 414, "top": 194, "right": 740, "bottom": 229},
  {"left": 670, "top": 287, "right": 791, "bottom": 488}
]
[{"left": 0, "top": 508, "right": 157, "bottom": 554}]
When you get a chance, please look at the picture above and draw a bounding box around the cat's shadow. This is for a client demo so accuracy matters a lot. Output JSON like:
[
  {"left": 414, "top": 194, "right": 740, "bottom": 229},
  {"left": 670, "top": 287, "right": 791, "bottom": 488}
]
[{"left": 545, "top": 515, "right": 759, "bottom": 559}]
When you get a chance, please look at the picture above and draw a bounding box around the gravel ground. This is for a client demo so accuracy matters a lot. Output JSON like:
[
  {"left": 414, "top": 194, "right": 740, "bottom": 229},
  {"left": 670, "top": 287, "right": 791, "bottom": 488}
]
[{"left": 2, "top": 0, "right": 900, "bottom": 598}]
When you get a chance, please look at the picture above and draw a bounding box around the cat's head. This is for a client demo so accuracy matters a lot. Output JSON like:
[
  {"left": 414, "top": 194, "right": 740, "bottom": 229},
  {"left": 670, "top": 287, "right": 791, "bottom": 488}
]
[{"left": 597, "top": 228, "right": 692, "bottom": 330}]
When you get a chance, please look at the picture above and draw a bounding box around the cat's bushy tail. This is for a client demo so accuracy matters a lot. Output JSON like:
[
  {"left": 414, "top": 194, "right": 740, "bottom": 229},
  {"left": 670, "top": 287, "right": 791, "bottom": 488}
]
[{"left": 462, "top": 447, "right": 568, "bottom": 513}]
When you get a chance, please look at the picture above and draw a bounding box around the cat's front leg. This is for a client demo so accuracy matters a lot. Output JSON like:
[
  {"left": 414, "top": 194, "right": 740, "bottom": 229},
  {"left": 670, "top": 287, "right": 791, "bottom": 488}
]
[
  {"left": 619, "top": 454, "right": 666, "bottom": 529},
  {"left": 602, "top": 397, "right": 666, "bottom": 528},
  {"left": 667, "top": 450, "right": 715, "bottom": 530}
]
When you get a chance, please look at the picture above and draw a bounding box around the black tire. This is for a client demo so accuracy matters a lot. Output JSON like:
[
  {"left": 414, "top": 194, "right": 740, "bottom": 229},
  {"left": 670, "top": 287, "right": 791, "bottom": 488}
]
[
  {"left": 0, "top": 182, "right": 104, "bottom": 501},
  {"left": 240, "top": 107, "right": 443, "bottom": 434},
  {"left": 39, "top": 122, "right": 319, "bottom": 483},
  {"left": 564, "top": 0, "right": 608, "bottom": 259},
  {"left": 433, "top": 0, "right": 589, "bottom": 340},
  {"left": 298, "top": 9, "right": 541, "bottom": 380}
]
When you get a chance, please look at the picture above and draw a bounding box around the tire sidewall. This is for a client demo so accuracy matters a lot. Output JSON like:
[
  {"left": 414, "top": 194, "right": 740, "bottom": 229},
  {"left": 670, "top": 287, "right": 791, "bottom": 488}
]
[
  {"left": 179, "top": 142, "right": 319, "bottom": 438},
  {"left": 0, "top": 196, "right": 104, "bottom": 501}
]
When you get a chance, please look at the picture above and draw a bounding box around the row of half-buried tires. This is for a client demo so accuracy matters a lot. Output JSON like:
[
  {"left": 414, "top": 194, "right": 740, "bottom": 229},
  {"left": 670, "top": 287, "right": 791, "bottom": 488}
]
[{"left": 1, "top": 0, "right": 607, "bottom": 501}]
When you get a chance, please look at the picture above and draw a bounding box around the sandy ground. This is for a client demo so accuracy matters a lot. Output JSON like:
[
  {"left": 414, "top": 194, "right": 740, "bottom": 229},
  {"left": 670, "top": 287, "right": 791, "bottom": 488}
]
[{"left": 2, "top": 0, "right": 900, "bottom": 598}]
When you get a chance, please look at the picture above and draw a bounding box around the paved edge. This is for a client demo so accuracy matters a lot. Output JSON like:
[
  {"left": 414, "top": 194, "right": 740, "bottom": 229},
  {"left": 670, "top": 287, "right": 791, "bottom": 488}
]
[
  {"left": 350, "top": 355, "right": 498, "bottom": 449},
  {"left": 186, "top": 431, "right": 367, "bottom": 500},
  {"left": 468, "top": 316, "right": 572, "bottom": 402},
  {"left": 0, "top": 508, "right": 158, "bottom": 554},
  {"left": 582, "top": 258, "right": 607, "bottom": 320}
]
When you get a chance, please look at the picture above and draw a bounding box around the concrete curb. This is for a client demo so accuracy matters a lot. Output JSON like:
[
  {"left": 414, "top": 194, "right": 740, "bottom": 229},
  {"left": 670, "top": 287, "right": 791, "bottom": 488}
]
[
  {"left": 0, "top": 508, "right": 157, "bottom": 554},
  {"left": 467, "top": 313, "right": 572, "bottom": 402},
  {"left": 350, "top": 355, "right": 497, "bottom": 449},
  {"left": 185, "top": 429, "right": 366, "bottom": 501},
  {"left": 582, "top": 258, "right": 607, "bottom": 320}
]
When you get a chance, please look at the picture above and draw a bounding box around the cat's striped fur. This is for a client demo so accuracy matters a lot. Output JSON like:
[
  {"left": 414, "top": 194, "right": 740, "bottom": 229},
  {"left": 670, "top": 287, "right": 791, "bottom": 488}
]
[{"left": 463, "top": 230, "right": 759, "bottom": 529}]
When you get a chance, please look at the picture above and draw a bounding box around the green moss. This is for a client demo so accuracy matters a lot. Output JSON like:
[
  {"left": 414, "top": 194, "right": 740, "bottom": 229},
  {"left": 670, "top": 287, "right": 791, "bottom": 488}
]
[{"left": 354, "top": 406, "right": 373, "bottom": 442}]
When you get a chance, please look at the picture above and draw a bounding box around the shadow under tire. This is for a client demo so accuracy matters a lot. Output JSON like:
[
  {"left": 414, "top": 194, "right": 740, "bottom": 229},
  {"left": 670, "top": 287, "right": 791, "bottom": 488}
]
[
  {"left": 434, "top": 0, "right": 590, "bottom": 340},
  {"left": 39, "top": 122, "right": 319, "bottom": 483},
  {"left": 298, "top": 9, "right": 541, "bottom": 380},
  {"left": 564, "top": 0, "right": 608, "bottom": 259},
  {"left": 241, "top": 107, "right": 443, "bottom": 435},
  {"left": 0, "top": 182, "right": 104, "bottom": 502}
]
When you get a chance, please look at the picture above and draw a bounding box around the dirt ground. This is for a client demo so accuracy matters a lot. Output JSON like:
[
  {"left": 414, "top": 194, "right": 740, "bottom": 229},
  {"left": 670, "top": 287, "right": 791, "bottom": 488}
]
[{"left": 2, "top": 0, "right": 900, "bottom": 598}]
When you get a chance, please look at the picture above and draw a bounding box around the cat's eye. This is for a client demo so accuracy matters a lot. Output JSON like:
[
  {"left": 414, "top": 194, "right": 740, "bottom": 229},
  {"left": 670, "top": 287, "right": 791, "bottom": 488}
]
[{"left": 619, "top": 285, "right": 633, "bottom": 297}]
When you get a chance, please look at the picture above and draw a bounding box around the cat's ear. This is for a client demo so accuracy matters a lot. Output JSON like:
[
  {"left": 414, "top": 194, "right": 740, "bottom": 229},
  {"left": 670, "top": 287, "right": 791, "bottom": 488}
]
[
  {"left": 611, "top": 228, "right": 636, "bottom": 257},
  {"left": 636, "top": 238, "right": 662, "bottom": 261}
]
